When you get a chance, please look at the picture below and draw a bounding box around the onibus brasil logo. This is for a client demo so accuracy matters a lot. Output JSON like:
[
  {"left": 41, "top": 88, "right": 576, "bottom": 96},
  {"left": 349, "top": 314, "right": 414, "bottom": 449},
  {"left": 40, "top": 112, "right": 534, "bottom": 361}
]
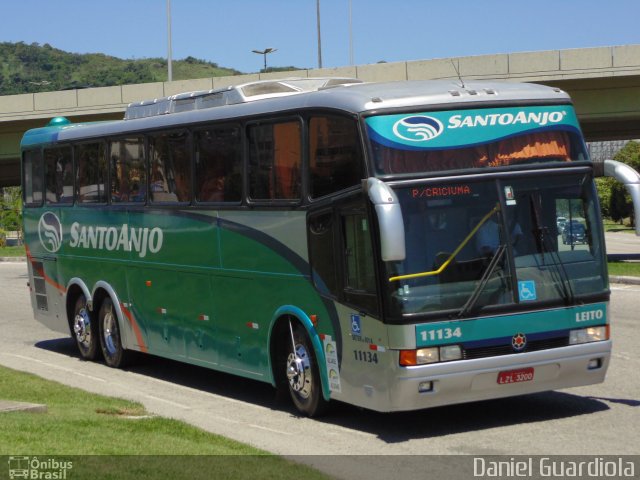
[
  {"left": 8, "top": 456, "right": 73, "bottom": 479},
  {"left": 392, "top": 115, "right": 444, "bottom": 142},
  {"left": 38, "top": 212, "right": 63, "bottom": 253}
]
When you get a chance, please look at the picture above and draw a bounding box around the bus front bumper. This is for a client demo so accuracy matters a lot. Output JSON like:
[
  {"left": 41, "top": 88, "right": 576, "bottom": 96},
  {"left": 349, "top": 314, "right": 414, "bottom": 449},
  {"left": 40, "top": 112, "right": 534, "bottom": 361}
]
[{"left": 384, "top": 340, "right": 611, "bottom": 412}]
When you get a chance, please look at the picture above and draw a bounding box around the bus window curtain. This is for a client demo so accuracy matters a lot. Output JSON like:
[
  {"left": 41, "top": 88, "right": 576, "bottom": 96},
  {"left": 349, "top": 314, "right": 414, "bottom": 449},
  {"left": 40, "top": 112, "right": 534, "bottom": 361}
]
[
  {"left": 273, "top": 122, "right": 301, "bottom": 199},
  {"left": 381, "top": 146, "right": 489, "bottom": 173},
  {"left": 380, "top": 131, "right": 571, "bottom": 173},
  {"left": 490, "top": 131, "right": 571, "bottom": 167}
]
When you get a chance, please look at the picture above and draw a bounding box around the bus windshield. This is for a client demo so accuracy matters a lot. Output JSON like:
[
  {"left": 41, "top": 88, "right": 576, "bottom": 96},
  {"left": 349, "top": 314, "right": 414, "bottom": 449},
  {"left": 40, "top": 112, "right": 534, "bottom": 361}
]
[{"left": 383, "top": 172, "right": 607, "bottom": 320}]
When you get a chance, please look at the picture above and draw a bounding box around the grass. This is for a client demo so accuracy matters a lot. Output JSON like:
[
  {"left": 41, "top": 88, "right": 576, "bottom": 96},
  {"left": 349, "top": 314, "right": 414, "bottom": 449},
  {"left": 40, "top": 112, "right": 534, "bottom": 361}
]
[
  {"left": 603, "top": 218, "right": 635, "bottom": 233},
  {"left": 607, "top": 261, "right": 640, "bottom": 277},
  {"left": 0, "top": 245, "right": 25, "bottom": 257},
  {"left": 0, "top": 366, "right": 330, "bottom": 480}
]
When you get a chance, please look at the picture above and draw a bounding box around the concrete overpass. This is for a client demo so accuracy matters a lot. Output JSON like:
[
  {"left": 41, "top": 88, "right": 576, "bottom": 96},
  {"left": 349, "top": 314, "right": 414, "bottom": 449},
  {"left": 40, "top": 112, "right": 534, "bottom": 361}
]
[{"left": 1, "top": 44, "right": 639, "bottom": 187}]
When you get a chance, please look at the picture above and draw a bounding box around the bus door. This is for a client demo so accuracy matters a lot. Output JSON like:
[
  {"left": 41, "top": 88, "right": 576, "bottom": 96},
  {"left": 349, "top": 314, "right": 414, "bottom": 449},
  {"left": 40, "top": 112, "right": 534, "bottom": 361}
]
[
  {"left": 308, "top": 196, "right": 380, "bottom": 315},
  {"left": 307, "top": 195, "right": 389, "bottom": 397}
]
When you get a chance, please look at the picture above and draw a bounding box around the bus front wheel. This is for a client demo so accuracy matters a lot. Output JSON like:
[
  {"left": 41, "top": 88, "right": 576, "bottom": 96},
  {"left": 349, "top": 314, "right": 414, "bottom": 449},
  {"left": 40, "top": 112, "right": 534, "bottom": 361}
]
[
  {"left": 283, "top": 321, "right": 328, "bottom": 417},
  {"left": 72, "top": 294, "right": 99, "bottom": 360},
  {"left": 98, "top": 297, "right": 130, "bottom": 368}
]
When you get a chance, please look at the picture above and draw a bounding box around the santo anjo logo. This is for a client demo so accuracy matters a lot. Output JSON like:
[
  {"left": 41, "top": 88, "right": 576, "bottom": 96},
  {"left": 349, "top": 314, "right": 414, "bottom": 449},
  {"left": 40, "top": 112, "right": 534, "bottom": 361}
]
[
  {"left": 392, "top": 115, "right": 444, "bottom": 142},
  {"left": 38, "top": 212, "right": 63, "bottom": 253}
]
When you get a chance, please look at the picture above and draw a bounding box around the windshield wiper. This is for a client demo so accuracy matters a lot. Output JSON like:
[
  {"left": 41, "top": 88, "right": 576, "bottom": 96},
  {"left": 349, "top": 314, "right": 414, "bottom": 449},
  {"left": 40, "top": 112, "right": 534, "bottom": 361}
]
[
  {"left": 457, "top": 244, "right": 507, "bottom": 318},
  {"left": 529, "top": 196, "right": 575, "bottom": 304},
  {"left": 542, "top": 229, "right": 575, "bottom": 304}
]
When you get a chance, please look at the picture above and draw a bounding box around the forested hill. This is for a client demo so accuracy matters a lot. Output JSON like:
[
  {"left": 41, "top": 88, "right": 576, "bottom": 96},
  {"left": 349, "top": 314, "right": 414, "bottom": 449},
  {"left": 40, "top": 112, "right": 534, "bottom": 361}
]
[{"left": 0, "top": 41, "right": 243, "bottom": 95}]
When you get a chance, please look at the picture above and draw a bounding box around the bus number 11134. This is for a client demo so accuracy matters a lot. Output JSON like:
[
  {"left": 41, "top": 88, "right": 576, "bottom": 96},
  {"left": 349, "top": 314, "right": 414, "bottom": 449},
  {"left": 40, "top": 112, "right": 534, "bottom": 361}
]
[{"left": 420, "top": 327, "right": 463, "bottom": 342}]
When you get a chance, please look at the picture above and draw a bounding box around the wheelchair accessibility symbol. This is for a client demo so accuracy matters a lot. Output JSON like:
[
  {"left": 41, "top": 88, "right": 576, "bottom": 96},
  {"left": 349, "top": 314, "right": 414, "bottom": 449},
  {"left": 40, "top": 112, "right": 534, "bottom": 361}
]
[
  {"left": 351, "top": 314, "right": 361, "bottom": 335},
  {"left": 518, "top": 280, "right": 537, "bottom": 301}
]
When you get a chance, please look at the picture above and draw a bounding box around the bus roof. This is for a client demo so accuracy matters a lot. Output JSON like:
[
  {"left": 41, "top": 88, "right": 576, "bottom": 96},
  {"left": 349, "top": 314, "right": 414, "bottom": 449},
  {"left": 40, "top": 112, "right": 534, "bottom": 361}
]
[{"left": 22, "top": 79, "right": 572, "bottom": 148}]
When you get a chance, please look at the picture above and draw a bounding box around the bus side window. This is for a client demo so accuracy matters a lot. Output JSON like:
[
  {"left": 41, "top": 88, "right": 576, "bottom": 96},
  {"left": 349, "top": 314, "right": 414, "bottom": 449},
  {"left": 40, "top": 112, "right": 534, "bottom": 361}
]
[
  {"left": 309, "top": 115, "right": 363, "bottom": 199},
  {"left": 23, "top": 149, "right": 44, "bottom": 207},
  {"left": 194, "top": 124, "right": 242, "bottom": 203},
  {"left": 149, "top": 130, "right": 191, "bottom": 203},
  {"left": 308, "top": 210, "right": 339, "bottom": 297},
  {"left": 44, "top": 146, "right": 73, "bottom": 205},
  {"left": 76, "top": 142, "right": 107, "bottom": 204},
  {"left": 110, "top": 137, "right": 146, "bottom": 204},
  {"left": 248, "top": 121, "right": 301, "bottom": 201},
  {"left": 343, "top": 214, "right": 376, "bottom": 292},
  {"left": 342, "top": 212, "right": 379, "bottom": 314}
]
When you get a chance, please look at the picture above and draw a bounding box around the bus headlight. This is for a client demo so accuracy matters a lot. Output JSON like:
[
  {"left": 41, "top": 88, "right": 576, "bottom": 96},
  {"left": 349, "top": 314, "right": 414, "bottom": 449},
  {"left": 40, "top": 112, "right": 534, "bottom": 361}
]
[
  {"left": 439, "top": 345, "right": 462, "bottom": 362},
  {"left": 399, "top": 345, "right": 462, "bottom": 366},
  {"left": 569, "top": 326, "right": 609, "bottom": 345},
  {"left": 416, "top": 348, "right": 439, "bottom": 365},
  {"left": 400, "top": 348, "right": 438, "bottom": 366}
]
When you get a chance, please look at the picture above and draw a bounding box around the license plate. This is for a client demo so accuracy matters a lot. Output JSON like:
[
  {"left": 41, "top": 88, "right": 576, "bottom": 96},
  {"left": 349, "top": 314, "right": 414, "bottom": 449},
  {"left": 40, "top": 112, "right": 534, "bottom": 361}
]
[{"left": 497, "top": 367, "right": 534, "bottom": 385}]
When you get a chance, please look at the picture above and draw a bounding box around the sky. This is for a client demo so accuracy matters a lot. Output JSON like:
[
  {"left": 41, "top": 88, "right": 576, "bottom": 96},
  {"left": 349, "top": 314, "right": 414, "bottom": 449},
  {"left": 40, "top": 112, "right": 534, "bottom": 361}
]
[{"left": 1, "top": 0, "right": 639, "bottom": 75}]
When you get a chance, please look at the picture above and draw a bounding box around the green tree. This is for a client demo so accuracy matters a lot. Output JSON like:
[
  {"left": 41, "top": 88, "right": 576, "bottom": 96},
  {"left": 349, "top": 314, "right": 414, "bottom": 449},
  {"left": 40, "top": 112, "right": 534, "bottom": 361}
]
[
  {"left": 609, "top": 182, "right": 631, "bottom": 224},
  {"left": 0, "top": 41, "right": 243, "bottom": 96},
  {"left": 596, "top": 141, "right": 640, "bottom": 227},
  {"left": 615, "top": 140, "right": 640, "bottom": 171},
  {"left": 612, "top": 141, "right": 640, "bottom": 227},
  {"left": 0, "top": 187, "right": 22, "bottom": 236},
  {"left": 595, "top": 176, "right": 615, "bottom": 218}
]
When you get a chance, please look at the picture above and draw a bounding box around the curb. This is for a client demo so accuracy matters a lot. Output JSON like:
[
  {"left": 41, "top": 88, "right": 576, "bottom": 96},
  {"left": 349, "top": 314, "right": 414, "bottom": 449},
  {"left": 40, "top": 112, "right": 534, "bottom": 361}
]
[
  {"left": 0, "top": 257, "right": 26, "bottom": 262},
  {"left": 609, "top": 275, "right": 640, "bottom": 286},
  {"left": 0, "top": 400, "right": 47, "bottom": 414}
]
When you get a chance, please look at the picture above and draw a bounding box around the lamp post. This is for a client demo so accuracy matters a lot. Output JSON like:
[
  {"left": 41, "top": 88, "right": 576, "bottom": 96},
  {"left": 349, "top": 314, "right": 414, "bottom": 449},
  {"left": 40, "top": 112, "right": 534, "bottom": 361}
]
[
  {"left": 349, "top": 0, "right": 353, "bottom": 65},
  {"left": 252, "top": 48, "right": 277, "bottom": 72},
  {"left": 167, "top": 0, "right": 173, "bottom": 81},
  {"left": 316, "top": 0, "right": 322, "bottom": 68}
]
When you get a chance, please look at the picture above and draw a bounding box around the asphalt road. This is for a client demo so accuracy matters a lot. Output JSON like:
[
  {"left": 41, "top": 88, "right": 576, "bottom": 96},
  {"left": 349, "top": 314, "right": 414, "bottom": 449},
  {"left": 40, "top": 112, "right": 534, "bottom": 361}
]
[
  {"left": 605, "top": 230, "right": 640, "bottom": 255},
  {"left": 0, "top": 262, "right": 638, "bottom": 479}
]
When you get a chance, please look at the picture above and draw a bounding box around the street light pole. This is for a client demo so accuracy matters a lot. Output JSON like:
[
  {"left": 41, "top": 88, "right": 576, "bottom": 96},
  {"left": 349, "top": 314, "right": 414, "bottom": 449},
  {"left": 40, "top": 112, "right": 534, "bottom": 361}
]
[
  {"left": 252, "top": 48, "right": 277, "bottom": 72},
  {"left": 167, "top": 0, "right": 173, "bottom": 82},
  {"left": 316, "top": 0, "right": 323, "bottom": 68},
  {"left": 349, "top": 0, "right": 354, "bottom": 65}
]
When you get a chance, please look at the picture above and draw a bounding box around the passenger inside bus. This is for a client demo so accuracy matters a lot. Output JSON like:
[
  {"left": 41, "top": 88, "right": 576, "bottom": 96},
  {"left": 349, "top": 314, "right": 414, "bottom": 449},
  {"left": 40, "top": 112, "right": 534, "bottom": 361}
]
[{"left": 198, "top": 167, "right": 226, "bottom": 202}]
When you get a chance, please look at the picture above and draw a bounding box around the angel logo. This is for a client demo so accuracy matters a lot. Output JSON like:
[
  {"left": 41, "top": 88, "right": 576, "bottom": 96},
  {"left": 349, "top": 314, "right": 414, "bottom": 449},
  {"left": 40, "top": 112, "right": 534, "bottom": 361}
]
[
  {"left": 38, "top": 212, "right": 63, "bottom": 253},
  {"left": 392, "top": 115, "right": 444, "bottom": 142}
]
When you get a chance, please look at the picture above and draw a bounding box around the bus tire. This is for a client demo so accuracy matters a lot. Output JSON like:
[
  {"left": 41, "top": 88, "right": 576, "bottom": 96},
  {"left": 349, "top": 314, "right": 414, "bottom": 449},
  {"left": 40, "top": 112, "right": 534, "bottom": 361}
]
[
  {"left": 72, "top": 294, "right": 99, "bottom": 360},
  {"left": 284, "top": 321, "right": 328, "bottom": 417},
  {"left": 98, "top": 297, "right": 130, "bottom": 368}
]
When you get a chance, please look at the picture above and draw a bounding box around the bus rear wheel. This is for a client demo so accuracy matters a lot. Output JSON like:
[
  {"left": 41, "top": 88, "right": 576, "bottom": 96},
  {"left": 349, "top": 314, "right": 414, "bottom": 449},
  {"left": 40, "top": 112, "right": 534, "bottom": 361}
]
[
  {"left": 72, "top": 295, "right": 99, "bottom": 360},
  {"left": 284, "top": 321, "right": 328, "bottom": 417},
  {"left": 98, "top": 297, "right": 130, "bottom": 368}
]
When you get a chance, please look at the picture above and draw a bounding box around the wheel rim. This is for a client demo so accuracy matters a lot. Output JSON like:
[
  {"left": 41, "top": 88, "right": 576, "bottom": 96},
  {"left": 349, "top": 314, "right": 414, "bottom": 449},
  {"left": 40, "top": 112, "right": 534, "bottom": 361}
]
[
  {"left": 286, "top": 344, "right": 312, "bottom": 399},
  {"left": 73, "top": 308, "right": 91, "bottom": 348},
  {"left": 102, "top": 307, "right": 118, "bottom": 356}
]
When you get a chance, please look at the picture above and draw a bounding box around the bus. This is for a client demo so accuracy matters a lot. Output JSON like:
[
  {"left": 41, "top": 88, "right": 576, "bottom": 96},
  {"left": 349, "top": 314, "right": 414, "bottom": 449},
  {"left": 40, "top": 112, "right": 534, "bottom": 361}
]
[{"left": 20, "top": 77, "right": 636, "bottom": 417}]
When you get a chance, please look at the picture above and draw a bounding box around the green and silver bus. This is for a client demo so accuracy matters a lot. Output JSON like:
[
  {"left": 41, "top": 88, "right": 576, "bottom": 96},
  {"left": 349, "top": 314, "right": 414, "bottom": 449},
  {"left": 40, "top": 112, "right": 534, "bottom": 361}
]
[{"left": 21, "top": 78, "right": 626, "bottom": 416}]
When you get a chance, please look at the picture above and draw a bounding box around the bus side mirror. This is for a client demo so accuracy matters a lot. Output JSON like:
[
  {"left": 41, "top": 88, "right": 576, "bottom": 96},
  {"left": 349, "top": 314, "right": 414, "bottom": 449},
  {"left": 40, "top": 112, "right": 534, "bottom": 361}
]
[
  {"left": 365, "top": 178, "right": 406, "bottom": 261},
  {"left": 603, "top": 159, "right": 640, "bottom": 236}
]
